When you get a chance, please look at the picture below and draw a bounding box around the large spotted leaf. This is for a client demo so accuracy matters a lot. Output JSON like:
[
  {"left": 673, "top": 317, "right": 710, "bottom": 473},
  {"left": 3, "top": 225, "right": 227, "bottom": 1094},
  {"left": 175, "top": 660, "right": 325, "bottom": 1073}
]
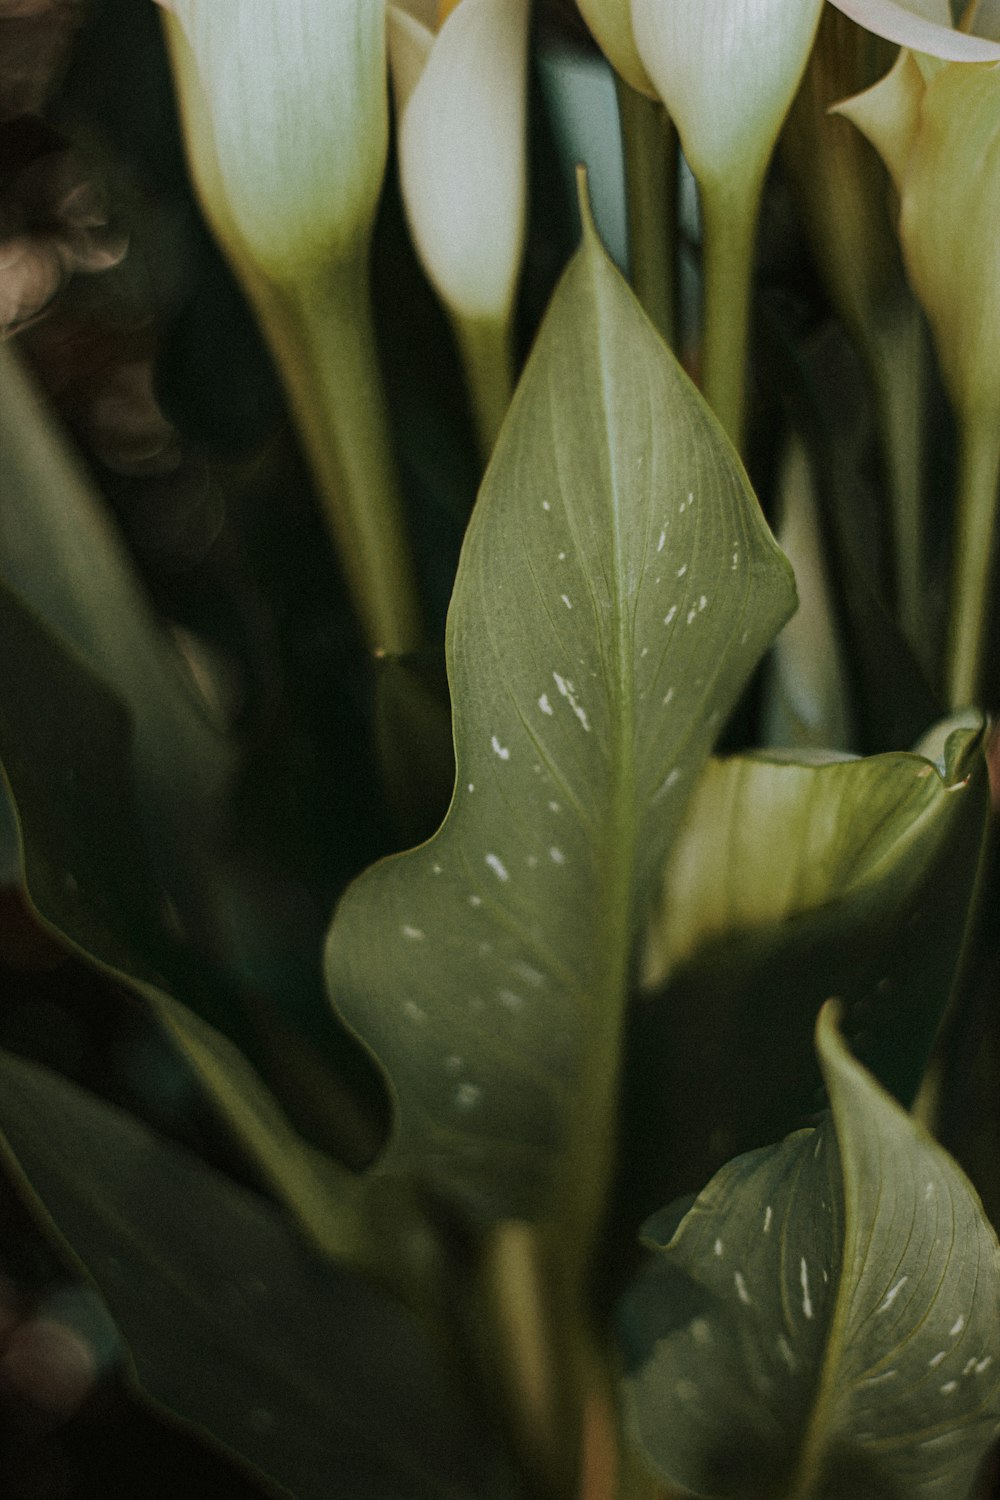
[
  {"left": 325, "top": 209, "right": 795, "bottom": 1235},
  {"left": 620, "top": 1005, "right": 1000, "bottom": 1499}
]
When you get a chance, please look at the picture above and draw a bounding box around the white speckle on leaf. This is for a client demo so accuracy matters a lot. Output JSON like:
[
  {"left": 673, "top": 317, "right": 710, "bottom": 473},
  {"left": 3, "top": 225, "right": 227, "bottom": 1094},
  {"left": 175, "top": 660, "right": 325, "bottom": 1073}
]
[
  {"left": 485, "top": 853, "right": 510, "bottom": 882},
  {"left": 929, "top": 1351, "right": 947, "bottom": 1369},
  {"left": 664, "top": 606, "right": 677, "bottom": 627},
  {"left": 800, "top": 1259, "right": 813, "bottom": 1320},
  {"left": 763, "top": 1206, "right": 773, "bottom": 1234},
  {"left": 941, "top": 1380, "right": 959, "bottom": 1395},
  {"left": 455, "top": 1082, "right": 481, "bottom": 1109},
  {"left": 777, "top": 1335, "right": 796, "bottom": 1370},
  {"left": 558, "top": 550, "right": 567, "bottom": 561},
  {"left": 925, "top": 1182, "right": 936, "bottom": 1199},
  {"left": 431, "top": 863, "right": 442, "bottom": 875},
  {"left": 561, "top": 594, "right": 573, "bottom": 610},
  {"left": 690, "top": 1319, "right": 712, "bottom": 1347},
  {"left": 526, "top": 854, "right": 538, "bottom": 868},
  {"left": 468, "top": 782, "right": 475, "bottom": 794},
  {"left": 469, "top": 894, "right": 482, "bottom": 908},
  {"left": 732, "top": 552, "right": 739, "bottom": 569},
  {"left": 491, "top": 735, "right": 510, "bottom": 760},
  {"left": 864, "top": 1369, "right": 898, "bottom": 1386},
  {"left": 552, "top": 671, "right": 591, "bottom": 731},
  {"left": 740, "top": 629, "right": 750, "bottom": 644},
  {"left": 714, "top": 1239, "right": 724, "bottom": 1258},
  {"left": 964, "top": 1358, "right": 979, "bottom": 1376},
  {"left": 542, "top": 500, "right": 550, "bottom": 511},
  {"left": 687, "top": 490, "right": 694, "bottom": 505},
  {"left": 445, "top": 1055, "right": 462, "bottom": 1073},
  {"left": 513, "top": 961, "right": 545, "bottom": 988},
  {"left": 539, "top": 694, "right": 554, "bottom": 716},
  {"left": 640, "top": 646, "right": 649, "bottom": 658},
  {"left": 404, "top": 1000, "right": 426, "bottom": 1024},
  {"left": 548, "top": 800, "right": 561, "bottom": 814},
  {"left": 686, "top": 607, "right": 697, "bottom": 625},
  {"left": 498, "top": 989, "right": 523, "bottom": 1012},
  {"left": 657, "top": 529, "right": 666, "bottom": 553},
  {"left": 676, "top": 563, "right": 688, "bottom": 578},
  {"left": 401, "top": 925, "right": 424, "bottom": 940},
  {"left": 699, "top": 595, "right": 708, "bottom": 611},
  {"left": 877, "top": 1277, "right": 909, "bottom": 1314},
  {"left": 951, "top": 1316, "right": 966, "bottom": 1337},
  {"left": 734, "top": 1272, "right": 751, "bottom": 1305},
  {"left": 549, "top": 847, "right": 566, "bottom": 864},
  {"left": 663, "top": 686, "right": 674, "bottom": 705},
  {"left": 978, "top": 1357, "right": 994, "bottom": 1375}
]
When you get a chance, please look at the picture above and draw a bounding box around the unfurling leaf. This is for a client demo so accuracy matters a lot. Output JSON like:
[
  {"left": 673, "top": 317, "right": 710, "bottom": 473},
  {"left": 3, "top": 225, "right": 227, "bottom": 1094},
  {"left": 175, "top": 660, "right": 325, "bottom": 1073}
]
[
  {"left": 324, "top": 202, "right": 796, "bottom": 1244},
  {"left": 620, "top": 1004, "right": 1000, "bottom": 1500},
  {"left": 626, "top": 717, "right": 986, "bottom": 1215}
]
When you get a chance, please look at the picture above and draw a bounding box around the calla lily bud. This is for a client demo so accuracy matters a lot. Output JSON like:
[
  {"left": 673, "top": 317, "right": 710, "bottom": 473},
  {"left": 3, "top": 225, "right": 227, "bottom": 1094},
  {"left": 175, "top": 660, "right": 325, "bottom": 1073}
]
[
  {"left": 631, "top": 0, "right": 824, "bottom": 189},
  {"left": 387, "top": 0, "right": 530, "bottom": 326},
  {"left": 575, "top": 0, "right": 656, "bottom": 98},
  {"left": 838, "top": 58, "right": 1000, "bottom": 420},
  {"left": 827, "top": 0, "right": 1000, "bottom": 61},
  {"left": 153, "top": 0, "right": 389, "bottom": 281}
]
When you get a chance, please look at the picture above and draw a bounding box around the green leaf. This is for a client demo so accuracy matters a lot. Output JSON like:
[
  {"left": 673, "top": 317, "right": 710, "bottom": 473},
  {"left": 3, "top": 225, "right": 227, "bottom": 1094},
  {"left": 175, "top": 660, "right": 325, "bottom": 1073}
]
[
  {"left": 0, "top": 1050, "right": 523, "bottom": 1500},
  {"left": 325, "top": 206, "right": 795, "bottom": 1234},
  {"left": 0, "top": 582, "right": 419, "bottom": 1291},
  {"left": 619, "top": 1004, "right": 1000, "bottom": 1500},
  {"left": 625, "top": 717, "right": 987, "bottom": 1219},
  {"left": 0, "top": 342, "right": 232, "bottom": 893}
]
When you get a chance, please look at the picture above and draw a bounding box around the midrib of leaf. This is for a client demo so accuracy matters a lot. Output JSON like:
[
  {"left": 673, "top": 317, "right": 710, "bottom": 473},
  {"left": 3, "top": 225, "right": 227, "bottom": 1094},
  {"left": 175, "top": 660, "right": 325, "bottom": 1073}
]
[
  {"left": 781, "top": 1134, "right": 855, "bottom": 1500},
  {"left": 554, "top": 248, "right": 640, "bottom": 1264}
]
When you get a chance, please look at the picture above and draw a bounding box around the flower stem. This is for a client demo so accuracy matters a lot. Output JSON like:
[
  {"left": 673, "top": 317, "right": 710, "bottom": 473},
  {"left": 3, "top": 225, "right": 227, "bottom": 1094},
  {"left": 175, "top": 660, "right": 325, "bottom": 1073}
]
[
  {"left": 865, "top": 303, "right": 928, "bottom": 668},
  {"left": 453, "top": 310, "right": 516, "bottom": 466},
  {"left": 250, "top": 251, "right": 422, "bottom": 657},
  {"left": 615, "top": 77, "right": 677, "bottom": 348},
  {"left": 947, "top": 411, "right": 1000, "bottom": 709},
  {"left": 699, "top": 168, "right": 764, "bottom": 450}
]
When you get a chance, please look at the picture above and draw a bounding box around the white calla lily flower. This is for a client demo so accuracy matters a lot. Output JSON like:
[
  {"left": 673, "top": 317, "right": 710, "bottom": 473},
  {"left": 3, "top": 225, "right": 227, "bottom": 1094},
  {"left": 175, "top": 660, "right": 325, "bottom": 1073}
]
[
  {"left": 388, "top": 0, "right": 530, "bottom": 326},
  {"left": 153, "top": 0, "right": 388, "bottom": 278},
  {"left": 631, "top": 0, "right": 824, "bottom": 189},
  {"left": 154, "top": 0, "right": 420, "bottom": 656},
  {"left": 575, "top": 0, "right": 655, "bottom": 97},
  {"left": 838, "top": 48, "right": 1000, "bottom": 705},
  {"left": 826, "top": 0, "right": 1000, "bottom": 60}
]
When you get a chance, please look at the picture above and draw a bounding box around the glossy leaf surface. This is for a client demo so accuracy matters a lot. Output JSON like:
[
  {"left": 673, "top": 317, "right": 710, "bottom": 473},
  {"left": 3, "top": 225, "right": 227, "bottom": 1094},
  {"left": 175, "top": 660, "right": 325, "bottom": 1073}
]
[
  {"left": 620, "top": 1005, "right": 1000, "bottom": 1499},
  {"left": 325, "top": 210, "right": 795, "bottom": 1230},
  {"left": 0, "top": 1051, "right": 522, "bottom": 1500},
  {"left": 626, "top": 719, "right": 986, "bottom": 1215}
]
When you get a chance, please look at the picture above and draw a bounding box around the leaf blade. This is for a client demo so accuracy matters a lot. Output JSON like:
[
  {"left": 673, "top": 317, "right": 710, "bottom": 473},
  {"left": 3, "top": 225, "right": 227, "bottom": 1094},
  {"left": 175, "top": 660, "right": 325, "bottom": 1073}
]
[
  {"left": 620, "top": 1006, "right": 1000, "bottom": 1499},
  {"left": 325, "top": 210, "right": 796, "bottom": 1232}
]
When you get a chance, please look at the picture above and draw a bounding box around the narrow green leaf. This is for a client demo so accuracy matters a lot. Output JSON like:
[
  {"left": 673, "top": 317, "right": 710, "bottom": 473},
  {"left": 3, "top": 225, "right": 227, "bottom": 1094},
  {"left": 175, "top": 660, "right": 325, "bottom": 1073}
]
[
  {"left": 626, "top": 717, "right": 987, "bottom": 1217},
  {"left": 325, "top": 207, "right": 795, "bottom": 1233},
  {"left": 0, "top": 342, "right": 232, "bottom": 889},
  {"left": 0, "top": 1051, "right": 523, "bottom": 1500},
  {"left": 620, "top": 1004, "right": 1000, "bottom": 1500}
]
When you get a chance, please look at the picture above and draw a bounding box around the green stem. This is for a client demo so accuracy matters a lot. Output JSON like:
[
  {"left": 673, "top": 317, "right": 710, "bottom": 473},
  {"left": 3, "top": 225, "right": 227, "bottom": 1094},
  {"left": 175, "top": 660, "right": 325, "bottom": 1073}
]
[
  {"left": 699, "top": 168, "right": 765, "bottom": 450},
  {"left": 453, "top": 310, "right": 516, "bottom": 466},
  {"left": 947, "top": 411, "right": 1000, "bottom": 709},
  {"left": 864, "top": 303, "right": 928, "bottom": 669},
  {"left": 249, "top": 251, "right": 422, "bottom": 657},
  {"left": 615, "top": 77, "right": 678, "bottom": 348}
]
